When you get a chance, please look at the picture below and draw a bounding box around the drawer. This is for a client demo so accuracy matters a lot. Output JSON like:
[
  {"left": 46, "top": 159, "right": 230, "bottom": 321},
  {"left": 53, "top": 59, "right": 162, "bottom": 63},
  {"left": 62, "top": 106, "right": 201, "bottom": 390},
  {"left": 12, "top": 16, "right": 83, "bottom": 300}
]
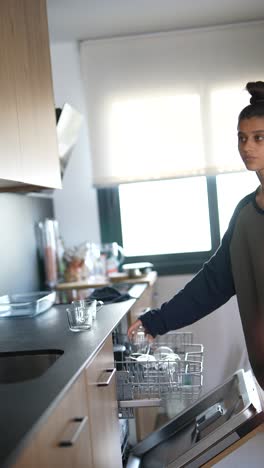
[
  {"left": 85, "top": 335, "right": 122, "bottom": 468},
  {"left": 13, "top": 373, "right": 92, "bottom": 468}
]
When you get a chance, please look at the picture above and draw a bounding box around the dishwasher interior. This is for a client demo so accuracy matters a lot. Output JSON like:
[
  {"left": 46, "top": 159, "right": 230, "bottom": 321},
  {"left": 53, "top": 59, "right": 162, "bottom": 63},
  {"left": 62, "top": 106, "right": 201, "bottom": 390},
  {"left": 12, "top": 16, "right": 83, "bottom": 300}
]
[
  {"left": 113, "top": 328, "right": 205, "bottom": 465},
  {"left": 113, "top": 327, "right": 264, "bottom": 467}
]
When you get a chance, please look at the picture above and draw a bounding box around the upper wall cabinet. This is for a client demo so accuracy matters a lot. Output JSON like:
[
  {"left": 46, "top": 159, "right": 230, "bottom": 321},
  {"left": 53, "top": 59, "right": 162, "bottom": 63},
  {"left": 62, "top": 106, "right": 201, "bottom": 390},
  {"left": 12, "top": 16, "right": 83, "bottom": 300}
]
[{"left": 0, "top": 0, "right": 61, "bottom": 191}]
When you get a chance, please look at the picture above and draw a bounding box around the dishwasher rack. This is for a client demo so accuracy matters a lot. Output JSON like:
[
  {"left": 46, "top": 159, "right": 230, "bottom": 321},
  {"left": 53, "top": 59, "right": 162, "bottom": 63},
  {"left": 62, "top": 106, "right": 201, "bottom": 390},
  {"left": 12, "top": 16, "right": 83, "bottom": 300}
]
[{"left": 115, "top": 331, "right": 204, "bottom": 418}]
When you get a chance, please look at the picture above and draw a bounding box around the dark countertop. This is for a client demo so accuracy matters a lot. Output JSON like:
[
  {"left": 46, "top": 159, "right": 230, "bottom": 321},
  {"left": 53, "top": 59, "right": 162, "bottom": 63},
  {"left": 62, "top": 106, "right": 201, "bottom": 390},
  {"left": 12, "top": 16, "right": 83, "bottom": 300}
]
[{"left": 0, "top": 283, "right": 146, "bottom": 468}]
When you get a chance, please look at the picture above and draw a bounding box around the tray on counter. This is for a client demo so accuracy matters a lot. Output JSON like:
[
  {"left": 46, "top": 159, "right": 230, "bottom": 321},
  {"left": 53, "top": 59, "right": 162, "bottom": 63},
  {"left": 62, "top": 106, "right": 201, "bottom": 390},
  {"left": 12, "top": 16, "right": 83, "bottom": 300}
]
[{"left": 0, "top": 291, "right": 56, "bottom": 318}]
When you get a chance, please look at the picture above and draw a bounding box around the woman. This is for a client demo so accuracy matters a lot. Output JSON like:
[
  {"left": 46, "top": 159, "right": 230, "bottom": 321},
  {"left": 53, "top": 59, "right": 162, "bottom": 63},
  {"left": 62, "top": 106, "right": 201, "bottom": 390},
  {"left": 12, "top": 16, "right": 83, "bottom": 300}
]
[{"left": 128, "top": 81, "right": 264, "bottom": 390}]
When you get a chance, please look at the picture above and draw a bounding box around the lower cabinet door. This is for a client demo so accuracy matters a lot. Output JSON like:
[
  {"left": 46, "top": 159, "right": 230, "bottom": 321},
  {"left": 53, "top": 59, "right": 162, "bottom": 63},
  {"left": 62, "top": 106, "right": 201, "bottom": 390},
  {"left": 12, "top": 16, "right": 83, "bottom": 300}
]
[
  {"left": 13, "top": 373, "right": 92, "bottom": 468},
  {"left": 85, "top": 335, "right": 122, "bottom": 468}
]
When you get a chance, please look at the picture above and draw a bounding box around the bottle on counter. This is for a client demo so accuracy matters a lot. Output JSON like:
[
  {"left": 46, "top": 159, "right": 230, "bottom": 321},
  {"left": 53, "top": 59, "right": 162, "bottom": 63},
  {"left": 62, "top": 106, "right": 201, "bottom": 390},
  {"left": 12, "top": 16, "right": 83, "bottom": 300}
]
[{"left": 35, "top": 219, "right": 60, "bottom": 288}]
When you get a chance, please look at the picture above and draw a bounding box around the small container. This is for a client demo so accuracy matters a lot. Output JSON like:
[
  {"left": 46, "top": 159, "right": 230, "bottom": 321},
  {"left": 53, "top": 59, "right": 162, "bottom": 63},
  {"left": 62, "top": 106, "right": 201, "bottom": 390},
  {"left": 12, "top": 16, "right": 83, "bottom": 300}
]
[
  {"left": 67, "top": 299, "right": 104, "bottom": 332},
  {"left": 66, "top": 303, "right": 93, "bottom": 332},
  {"left": 130, "top": 325, "right": 149, "bottom": 353},
  {"left": 0, "top": 291, "right": 56, "bottom": 318},
  {"left": 71, "top": 299, "right": 104, "bottom": 321}
]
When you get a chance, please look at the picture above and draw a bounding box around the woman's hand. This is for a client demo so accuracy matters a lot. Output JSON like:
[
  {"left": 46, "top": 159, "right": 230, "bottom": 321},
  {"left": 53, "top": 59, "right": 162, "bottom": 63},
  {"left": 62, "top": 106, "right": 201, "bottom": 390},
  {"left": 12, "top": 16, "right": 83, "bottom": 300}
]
[
  {"left": 127, "top": 319, "right": 154, "bottom": 342},
  {"left": 127, "top": 319, "right": 142, "bottom": 340}
]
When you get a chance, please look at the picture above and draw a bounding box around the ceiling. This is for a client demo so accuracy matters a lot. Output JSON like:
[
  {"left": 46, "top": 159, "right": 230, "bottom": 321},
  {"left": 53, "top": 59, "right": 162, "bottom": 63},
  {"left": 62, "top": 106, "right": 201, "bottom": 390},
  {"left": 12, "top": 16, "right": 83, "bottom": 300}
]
[{"left": 47, "top": 0, "right": 264, "bottom": 42}]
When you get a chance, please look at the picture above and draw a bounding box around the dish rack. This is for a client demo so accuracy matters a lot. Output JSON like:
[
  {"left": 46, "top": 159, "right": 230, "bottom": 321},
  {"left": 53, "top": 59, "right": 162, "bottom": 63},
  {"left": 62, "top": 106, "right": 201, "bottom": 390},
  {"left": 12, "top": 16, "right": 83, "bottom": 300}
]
[{"left": 114, "top": 331, "right": 204, "bottom": 418}]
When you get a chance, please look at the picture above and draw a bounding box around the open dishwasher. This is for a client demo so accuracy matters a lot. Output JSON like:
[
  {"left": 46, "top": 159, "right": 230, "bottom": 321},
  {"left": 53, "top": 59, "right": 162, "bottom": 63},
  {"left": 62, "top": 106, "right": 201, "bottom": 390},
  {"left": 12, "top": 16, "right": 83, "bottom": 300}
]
[
  {"left": 114, "top": 331, "right": 264, "bottom": 467},
  {"left": 115, "top": 331, "right": 203, "bottom": 419},
  {"left": 114, "top": 331, "right": 204, "bottom": 465}
]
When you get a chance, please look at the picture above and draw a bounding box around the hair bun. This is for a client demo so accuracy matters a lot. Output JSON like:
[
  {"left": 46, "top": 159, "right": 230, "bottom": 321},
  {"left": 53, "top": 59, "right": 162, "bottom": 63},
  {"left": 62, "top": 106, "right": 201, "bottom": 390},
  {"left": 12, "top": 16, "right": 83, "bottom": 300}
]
[{"left": 246, "top": 81, "right": 264, "bottom": 105}]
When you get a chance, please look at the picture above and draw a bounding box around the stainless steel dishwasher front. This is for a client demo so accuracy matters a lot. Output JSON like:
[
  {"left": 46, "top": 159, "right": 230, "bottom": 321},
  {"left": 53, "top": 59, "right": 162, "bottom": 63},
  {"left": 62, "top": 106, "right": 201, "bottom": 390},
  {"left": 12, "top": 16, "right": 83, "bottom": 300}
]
[{"left": 125, "top": 369, "right": 264, "bottom": 468}]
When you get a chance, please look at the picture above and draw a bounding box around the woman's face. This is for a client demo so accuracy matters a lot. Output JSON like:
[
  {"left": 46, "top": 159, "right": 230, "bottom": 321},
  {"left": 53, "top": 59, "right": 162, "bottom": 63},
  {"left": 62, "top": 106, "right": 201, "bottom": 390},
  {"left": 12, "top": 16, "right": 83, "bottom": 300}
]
[{"left": 238, "top": 116, "right": 264, "bottom": 172}]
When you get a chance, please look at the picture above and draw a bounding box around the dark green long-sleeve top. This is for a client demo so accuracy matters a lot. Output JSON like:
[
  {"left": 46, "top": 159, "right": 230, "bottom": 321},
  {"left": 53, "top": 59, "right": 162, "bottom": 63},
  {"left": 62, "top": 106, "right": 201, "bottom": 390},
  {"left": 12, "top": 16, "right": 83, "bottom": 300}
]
[{"left": 140, "top": 188, "right": 264, "bottom": 388}]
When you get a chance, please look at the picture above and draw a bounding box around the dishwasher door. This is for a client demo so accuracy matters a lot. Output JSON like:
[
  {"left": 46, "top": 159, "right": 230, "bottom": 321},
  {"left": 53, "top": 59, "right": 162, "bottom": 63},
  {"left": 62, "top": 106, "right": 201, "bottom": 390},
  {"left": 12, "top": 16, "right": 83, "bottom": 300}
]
[{"left": 126, "top": 369, "right": 264, "bottom": 468}]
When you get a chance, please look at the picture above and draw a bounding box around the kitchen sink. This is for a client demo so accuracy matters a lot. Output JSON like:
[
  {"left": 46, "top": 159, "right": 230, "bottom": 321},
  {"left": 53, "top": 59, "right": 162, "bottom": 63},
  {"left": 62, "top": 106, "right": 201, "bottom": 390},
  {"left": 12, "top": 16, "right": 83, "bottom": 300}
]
[{"left": 0, "top": 349, "right": 64, "bottom": 384}]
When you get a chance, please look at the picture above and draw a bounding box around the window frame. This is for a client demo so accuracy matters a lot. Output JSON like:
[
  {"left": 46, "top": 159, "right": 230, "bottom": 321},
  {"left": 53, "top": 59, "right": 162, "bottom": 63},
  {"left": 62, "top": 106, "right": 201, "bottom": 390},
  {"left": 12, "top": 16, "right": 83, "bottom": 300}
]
[{"left": 97, "top": 176, "right": 221, "bottom": 276}]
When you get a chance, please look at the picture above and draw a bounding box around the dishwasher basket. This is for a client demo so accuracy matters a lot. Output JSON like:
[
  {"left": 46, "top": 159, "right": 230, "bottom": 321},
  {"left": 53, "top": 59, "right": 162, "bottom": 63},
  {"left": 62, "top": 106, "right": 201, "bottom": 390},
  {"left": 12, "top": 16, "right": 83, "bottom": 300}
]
[{"left": 115, "top": 331, "right": 204, "bottom": 418}]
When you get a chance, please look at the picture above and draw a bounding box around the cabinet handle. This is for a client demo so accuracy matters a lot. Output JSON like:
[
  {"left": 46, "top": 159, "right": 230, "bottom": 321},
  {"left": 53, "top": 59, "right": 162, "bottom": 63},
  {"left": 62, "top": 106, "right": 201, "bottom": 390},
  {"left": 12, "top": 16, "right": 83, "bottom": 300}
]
[
  {"left": 97, "top": 367, "right": 116, "bottom": 386},
  {"left": 59, "top": 416, "right": 88, "bottom": 447}
]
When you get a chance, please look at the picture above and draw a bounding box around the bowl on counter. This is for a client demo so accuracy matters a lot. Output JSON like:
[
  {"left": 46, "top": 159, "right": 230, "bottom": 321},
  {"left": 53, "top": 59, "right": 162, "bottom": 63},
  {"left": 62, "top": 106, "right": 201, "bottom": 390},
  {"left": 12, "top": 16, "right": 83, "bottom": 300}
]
[{"left": 122, "top": 262, "right": 153, "bottom": 278}]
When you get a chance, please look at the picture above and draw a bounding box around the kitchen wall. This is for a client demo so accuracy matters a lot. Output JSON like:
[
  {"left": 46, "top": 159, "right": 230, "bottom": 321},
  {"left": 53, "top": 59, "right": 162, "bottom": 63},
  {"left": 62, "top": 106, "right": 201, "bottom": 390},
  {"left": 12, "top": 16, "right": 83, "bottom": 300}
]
[
  {"left": 49, "top": 41, "right": 101, "bottom": 249},
  {"left": 0, "top": 193, "right": 53, "bottom": 295}
]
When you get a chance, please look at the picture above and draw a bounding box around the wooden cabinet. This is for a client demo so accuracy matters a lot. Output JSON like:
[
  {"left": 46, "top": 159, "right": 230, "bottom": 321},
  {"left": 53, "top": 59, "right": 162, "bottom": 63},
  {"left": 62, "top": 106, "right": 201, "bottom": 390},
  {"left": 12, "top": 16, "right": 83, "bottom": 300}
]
[
  {"left": 11, "top": 278, "right": 159, "bottom": 467},
  {"left": 0, "top": 1, "right": 22, "bottom": 183},
  {"left": 13, "top": 373, "right": 92, "bottom": 468},
  {"left": 0, "top": 0, "right": 61, "bottom": 191},
  {"left": 85, "top": 335, "right": 123, "bottom": 468},
  {"left": 14, "top": 337, "right": 123, "bottom": 468}
]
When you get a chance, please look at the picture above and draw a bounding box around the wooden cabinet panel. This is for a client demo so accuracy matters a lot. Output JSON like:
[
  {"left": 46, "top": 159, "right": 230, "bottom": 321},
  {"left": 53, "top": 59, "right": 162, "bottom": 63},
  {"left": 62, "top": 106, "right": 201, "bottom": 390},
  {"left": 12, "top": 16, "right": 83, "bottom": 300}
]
[
  {"left": 12, "top": 279, "right": 158, "bottom": 468},
  {"left": 0, "top": 0, "right": 61, "bottom": 190},
  {"left": 13, "top": 373, "right": 92, "bottom": 468},
  {"left": 0, "top": 2, "right": 21, "bottom": 181},
  {"left": 11, "top": 442, "right": 39, "bottom": 468},
  {"left": 85, "top": 335, "right": 122, "bottom": 468},
  {"left": 13, "top": 0, "right": 61, "bottom": 189}
]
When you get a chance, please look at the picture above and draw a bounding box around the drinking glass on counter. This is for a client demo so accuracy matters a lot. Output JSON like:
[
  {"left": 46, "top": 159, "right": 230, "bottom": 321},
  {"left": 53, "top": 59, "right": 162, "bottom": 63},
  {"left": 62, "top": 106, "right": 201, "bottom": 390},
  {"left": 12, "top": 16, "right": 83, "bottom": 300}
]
[{"left": 66, "top": 299, "right": 104, "bottom": 332}]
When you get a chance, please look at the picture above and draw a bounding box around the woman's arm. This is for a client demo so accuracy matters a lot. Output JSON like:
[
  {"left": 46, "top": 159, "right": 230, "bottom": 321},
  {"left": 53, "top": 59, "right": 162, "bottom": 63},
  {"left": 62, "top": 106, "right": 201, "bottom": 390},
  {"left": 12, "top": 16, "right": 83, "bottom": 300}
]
[
  {"left": 138, "top": 229, "right": 236, "bottom": 337},
  {"left": 128, "top": 193, "right": 255, "bottom": 339}
]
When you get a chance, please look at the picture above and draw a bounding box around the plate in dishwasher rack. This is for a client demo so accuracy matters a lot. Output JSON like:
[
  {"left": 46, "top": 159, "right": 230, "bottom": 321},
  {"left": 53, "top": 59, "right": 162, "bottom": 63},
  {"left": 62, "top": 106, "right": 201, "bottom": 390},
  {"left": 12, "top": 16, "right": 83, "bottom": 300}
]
[{"left": 115, "top": 331, "right": 204, "bottom": 420}]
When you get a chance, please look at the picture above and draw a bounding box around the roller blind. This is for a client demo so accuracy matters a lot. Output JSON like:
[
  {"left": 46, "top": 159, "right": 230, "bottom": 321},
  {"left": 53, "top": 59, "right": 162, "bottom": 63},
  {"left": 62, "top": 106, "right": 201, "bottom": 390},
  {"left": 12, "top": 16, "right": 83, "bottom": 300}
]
[{"left": 80, "top": 22, "right": 264, "bottom": 187}]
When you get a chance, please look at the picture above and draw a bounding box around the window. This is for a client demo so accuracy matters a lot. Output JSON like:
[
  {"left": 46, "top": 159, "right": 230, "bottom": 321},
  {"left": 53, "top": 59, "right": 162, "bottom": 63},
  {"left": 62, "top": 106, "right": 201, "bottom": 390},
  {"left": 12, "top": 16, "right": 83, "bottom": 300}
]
[
  {"left": 98, "top": 171, "right": 258, "bottom": 275},
  {"left": 210, "top": 88, "right": 249, "bottom": 172},
  {"left": 119, "top": 178, "right": 211, "bottom": 256},
  {"left": 81, "top": 24, "right": 264, "bottom": 187},
  {"left": 97, "top": 84, "right": 258, "bottom": 275},
  {"left": 107, "top": 93, "right": 205, "bottom": 182}
]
